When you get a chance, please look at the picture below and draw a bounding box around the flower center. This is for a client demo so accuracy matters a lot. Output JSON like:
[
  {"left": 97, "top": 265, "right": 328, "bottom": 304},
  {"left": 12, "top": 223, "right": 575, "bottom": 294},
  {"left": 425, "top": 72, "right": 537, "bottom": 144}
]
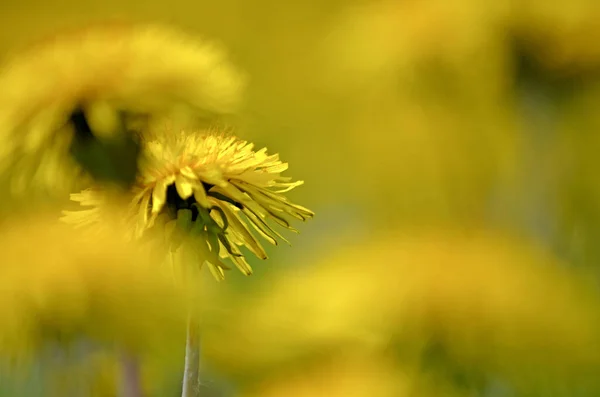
[
  {"left": 70, "top": 107, "right": 96, "bottom": 143},
  {"left": 68, "top": 107, "right": 140, "bottom": 188},
  {"left": 165, "top": 182, "right": 215, "bottom": 222}
]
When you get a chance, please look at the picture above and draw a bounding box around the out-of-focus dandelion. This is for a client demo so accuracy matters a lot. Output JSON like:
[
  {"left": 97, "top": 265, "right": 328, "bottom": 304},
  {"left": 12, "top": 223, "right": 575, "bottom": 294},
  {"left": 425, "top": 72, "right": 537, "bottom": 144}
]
[
  {"left": 240, "top": 354, "right": 411, "bottom": 397},
  {"left": 511, "top": 0, "right": 600, "bottom": 71},
  {"left": 319, "top": 0, "right": 509, "bottom": 92},
  {"left": 238, "top": 353, "right": 468, "bottom": 397},
  {"left": 200, "top": 229, "right": 600, "bottom": 393},
  {"left": 0, "top": 208, "right": 189, "bottom": 395},
  {"left": 62, "top": 125, "right": 314, "bottom": 281},
  {"left": 313, "top": 0, "right": 520, "bottom": 227},
  {"left": 0, "top": 22, "right": 245, "bottom": 194}
]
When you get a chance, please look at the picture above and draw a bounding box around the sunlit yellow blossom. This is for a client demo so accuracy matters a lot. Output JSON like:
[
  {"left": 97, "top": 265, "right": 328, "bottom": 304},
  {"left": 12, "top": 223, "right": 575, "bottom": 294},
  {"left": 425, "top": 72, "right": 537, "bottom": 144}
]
[
  {"left": 62, "top": 126, "right": 314, "bottom": 280},
  {"left": 0, "top": 21, "right": 245, "bottom": 194}
]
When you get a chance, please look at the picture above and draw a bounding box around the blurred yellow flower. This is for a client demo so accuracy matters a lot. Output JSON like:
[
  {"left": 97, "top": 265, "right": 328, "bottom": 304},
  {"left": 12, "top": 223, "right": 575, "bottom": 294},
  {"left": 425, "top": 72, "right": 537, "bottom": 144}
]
[
  {"left": 239, "top": 353, "right": 470, "bottom": 397},
  {"left": 320, "top": 0, "right": 509, "bottom": 92},
  {"left": 511, "top": 0, "right": 600, "bottom": 70},
  {"left": 201, "top": 229, "right": 600, "bottom": 388},
  {"left": 312, "top": 0, "right": 520, "bottom": 226},
  {"left": 0, "top": 209, "right": 188, "bottom": 360},
  {"left": 240, "top": 354, "right": 412, "bottom": 397},
  {"left": 62, "top": 125, "right": 314, "bottom": 280},
  {"left": 0, "top": 21, "right": 245, "bottom": 194}
]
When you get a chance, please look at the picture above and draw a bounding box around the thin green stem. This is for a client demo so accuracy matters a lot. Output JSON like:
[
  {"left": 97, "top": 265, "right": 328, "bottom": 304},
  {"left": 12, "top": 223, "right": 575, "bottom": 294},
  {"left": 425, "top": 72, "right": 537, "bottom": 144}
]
[{"left": 181, "top": 317, "right": 200, "bottom": 397}]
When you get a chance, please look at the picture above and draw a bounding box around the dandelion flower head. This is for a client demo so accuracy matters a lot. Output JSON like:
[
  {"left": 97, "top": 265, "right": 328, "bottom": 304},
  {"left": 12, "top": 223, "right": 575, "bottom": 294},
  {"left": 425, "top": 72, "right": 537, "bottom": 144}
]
[
  {"left": 0, "top": 21, "right": 246, "bottom": 194},
  {"left": 63, "top": 125, "right": 314, "bottom": 280}
]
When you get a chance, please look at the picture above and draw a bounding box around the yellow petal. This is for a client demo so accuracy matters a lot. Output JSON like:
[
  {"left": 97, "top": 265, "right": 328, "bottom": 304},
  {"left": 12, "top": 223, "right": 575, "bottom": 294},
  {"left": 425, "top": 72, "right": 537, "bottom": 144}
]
[
  {"left": 273, "top": 180, "right": 304, "bottom": 193},
  {"left": 151, "top": 175, "right": 175, "bottom": 214},
  {"left": 264, "top": 162, "right": 289, "bottom": 174},
  {"left": 242, "top": 208, "right": 279, "bottom": 246},
  {"left": 218, "top": 201, "right": 268, "bottom": 260},
  {"left": 175, "top": 174, "right": 194, "bottom": 199},
  {"left": 193, "top": 182, "right": 211, "bottom": 208},
  {"left": 139, "top": 191, "right": 151, "bottom": 227},
  {"left": 207, "top": 263, "right": 226, "bottom": 281},
  {"left": 180, "top": 166, "right": 198, "bottom": 180},
  {"left": 231, "top": 254, "right": 253, "bottom": 276}
]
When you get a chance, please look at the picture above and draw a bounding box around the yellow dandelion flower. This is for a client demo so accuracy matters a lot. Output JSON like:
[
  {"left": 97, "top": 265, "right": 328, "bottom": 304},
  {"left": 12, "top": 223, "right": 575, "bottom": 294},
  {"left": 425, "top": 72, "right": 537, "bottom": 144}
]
[
  {"left": 62, "top": 126, "right": 314, "bottom": 280},
  {"left": 201, "top": 230, "right": 600, "bottom": 386},
  {"left": 0, "top": 21, "right": 245, "bottom": 194},
  {"left": 0, "top": 209, "right": 188, "bottom": 360}
]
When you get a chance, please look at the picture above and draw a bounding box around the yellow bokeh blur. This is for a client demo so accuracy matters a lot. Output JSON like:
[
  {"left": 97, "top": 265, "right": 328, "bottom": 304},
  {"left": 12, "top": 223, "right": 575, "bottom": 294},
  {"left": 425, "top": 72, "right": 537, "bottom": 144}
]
[
  {"left": 0, "top": 209, "right": 188, "bottom": 359},
  {"left": 1, "top": 0, "right": 600, "bottom": 396}
]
